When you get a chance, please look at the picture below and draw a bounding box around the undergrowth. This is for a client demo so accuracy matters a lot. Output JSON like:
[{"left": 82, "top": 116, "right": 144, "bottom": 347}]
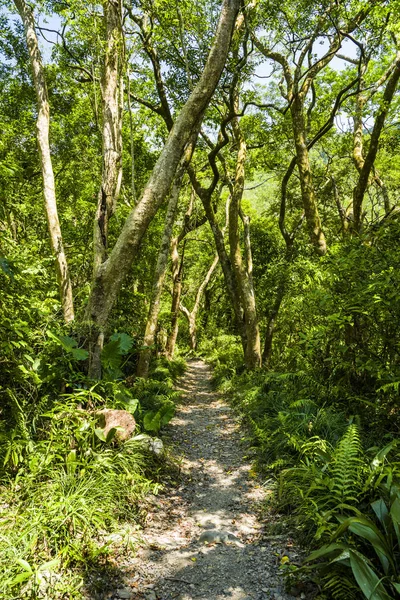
[
  {"left": 0, "top": 347, "right": 185, "bottom": 599},
  {"left": 202, "top": 335, "right": 400, "bottom": 599}
]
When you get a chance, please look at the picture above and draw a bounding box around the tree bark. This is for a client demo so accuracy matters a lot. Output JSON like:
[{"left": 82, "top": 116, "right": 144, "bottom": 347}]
[
  {"left": 200, "top": 190, "right": 244, "bottom": 335},
  {"left": 85, "top": 0, "right": 240, "bottom": 377},
  {"left": 180, "top": 253, "right": 219, "bottom": 350},
  {"left": 136, "top": 158, "right": 188, "bottom": 378},
  {"left": 229, "top": 113, "right": 261, "bottom": 369},
  {"left": 165, "top": 238, "right": 185, "bottom": 359},
  {"left": 14, "top": 0, "right": 75, "bottom": 323},
  {"left": 93, "top": 0, "right": 123, "bottom": 275},
  {"left": 291, "top": 96, "right": 326, "bottom": 255},
  {"left": 164, "top": 189, "right": 208, "bottom": 358},
  {"left": 353, "top": 52, "right": 400, "bottom": 230}
]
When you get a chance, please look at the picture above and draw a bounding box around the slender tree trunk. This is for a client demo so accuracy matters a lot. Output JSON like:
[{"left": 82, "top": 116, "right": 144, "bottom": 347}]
[
  {"left": 85, "top": 0, "right": 240, "bottom": 377},
  {"left": 352, "top": 64, "right": 393, "bottom": 220},
  {"left": 353, "top": 53, "right": 400, "bottom": 230},
  {"left": 136, "top": 159, "right": 188, "bottom": 378},
  {"left": 200, "top": 191, "right": 245, "bottom": 339},
  {"left": 93, "top": 0, "right": 123, "bottom": 275},
  {"left": 291, "top": 96, "right": 326, "bottom": 255},
  {"left": 164, "top": 189, "right": 207, "bottom": 358},
  {"left": 14, "top": 0, "right": 74, "bottom": 323},
  {"left": 180, "top": 253, "right": 219, "bottom": 350},
  {"left": 165, "top": 238, "right": 185, "bottom": 359},
  {"left": 229, "top": 114, "right": 261, "bottom": 369}
]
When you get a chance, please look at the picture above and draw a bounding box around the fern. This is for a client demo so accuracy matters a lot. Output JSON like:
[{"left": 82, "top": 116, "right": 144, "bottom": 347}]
[
  {"left": 322, "top": 570, "right": 359, "bottom": 600},
  {"left": 328, "top": 424, "right": 363, "bottom": 508}
]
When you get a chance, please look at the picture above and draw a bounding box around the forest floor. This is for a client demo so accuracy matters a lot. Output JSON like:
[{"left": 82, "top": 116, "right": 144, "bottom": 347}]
[{"left": 101, "top": 360, "right": 305, "bottom": 600}]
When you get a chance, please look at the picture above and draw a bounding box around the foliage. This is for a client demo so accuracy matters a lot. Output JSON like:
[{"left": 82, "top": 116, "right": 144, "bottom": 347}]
[
  {"left": 305, "top": 482, "right": 400, "bottom": 599},
  {"left": 2, "top": 0, "right": 400, "bottom": 597},
  {"left": 0, "top": 391, "right": 161, "bottom": 598}
]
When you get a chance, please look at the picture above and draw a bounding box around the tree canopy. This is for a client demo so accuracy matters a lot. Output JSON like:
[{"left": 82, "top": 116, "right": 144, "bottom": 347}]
[{"left": 1, "top": 0, "right": 400, "bottom": 597}]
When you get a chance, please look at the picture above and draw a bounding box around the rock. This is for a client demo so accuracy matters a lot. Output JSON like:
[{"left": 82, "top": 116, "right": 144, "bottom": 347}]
[
  {"left": 95, "top": 409, "right": 136, "bottom": 441},
  {"left": 149, "top": 437, "right": 164, "bottom": 455},
  {"left": 145, "top": 592, "right": 157, "bottom": 600},
  {"left": 116, "top": 587, "right": 133, "bottom": 599}
]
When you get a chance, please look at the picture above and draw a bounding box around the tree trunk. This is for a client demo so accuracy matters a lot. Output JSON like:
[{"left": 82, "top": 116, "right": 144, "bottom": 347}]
[
  {"left": 85, "top": 0, "right": 240, "bottom": 377},
  {"left": 353, "top": 53, "right": 400, "bottom": 230},
  {"left": 93, "top": 0, "right": 123, "bottom": 275},
  {"left": 14, "top": 0, "right": 74, "bottom": 323},
  {"left": 291, "top": 96, "right": 327, "bottom": 255},
  {"left": 180, "top": 253, "right": 219, "bottom": 351},
  {"left": 165, "top": 238, "right": 185, "bottom": 359},
  {"left": 199, "top": 190, "right": 245, "bottom": 339},
  {"left": 352, "top": 60, "right": 394, "bottom": 223},
  {"left": 229, "top": 114, "right": 261, "bottom": 369},
  {"left": 136, "top": 159, "right": 188, "bottom": 378},
  {"left": 262, "top": 279, "right": 286, "bottom": 367}
]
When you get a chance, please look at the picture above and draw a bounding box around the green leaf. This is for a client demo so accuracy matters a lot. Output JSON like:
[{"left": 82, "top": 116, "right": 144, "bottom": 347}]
[
  {"left": 71, "top": 347, "right": 89, "bottom": 361},
  {"left": 371, "top": 499, "right": 390, "bottom": 534},
  {"left": 159, "top": 403, "right": 175, "bottom": 426},
  {"left": 101, "top": 340, "right": 122, "bottom": 371},
  {"left": 334, "top": 517, "right": 393, "bottom": 574},
  {"left": 8, "top": 571, "right": 33, "bottom": 585},
  {"left": 349, "top": 549, "right": 392, "bottom": 600},
  {"left": 110, "top": 332, "right": 134, "bottom": 355},
  {"left": 16, "top": 558, "right": 33, "bottom": 573},
  {"left": 105, "top": 427, "right": 118, "bottom": 443},
  {"left": 305, "top": 542, "right": 349, "bottom": 562},
  {"left": 47, "top": 332, "right": 88, "bottom": 360},
  {"left": 124, "top": 398, "right": 139, "bottom": 415},
  {"left": 94, "top": 428, "right": 107, "bottom": 442},
  {"left": 143, "top": 410, "right": 161, "bottom": 432}
]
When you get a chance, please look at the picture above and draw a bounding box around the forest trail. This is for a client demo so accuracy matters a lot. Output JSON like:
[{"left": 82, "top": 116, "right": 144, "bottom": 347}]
[{"left": 111, "top": 360, "right": 300, "bottom": 600}]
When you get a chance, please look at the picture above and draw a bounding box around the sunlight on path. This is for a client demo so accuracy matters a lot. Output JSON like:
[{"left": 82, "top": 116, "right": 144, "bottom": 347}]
[{"left": 112, "top": 360, "right": 301, "bottom": 600}]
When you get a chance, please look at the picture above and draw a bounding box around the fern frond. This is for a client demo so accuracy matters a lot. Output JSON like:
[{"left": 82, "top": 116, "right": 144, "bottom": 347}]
[
  {"left": 322, "top": 570, "right": 359, "bottom": 599},
  {"left": 329, "top": 424, "right": 363, "bottom": 508}
]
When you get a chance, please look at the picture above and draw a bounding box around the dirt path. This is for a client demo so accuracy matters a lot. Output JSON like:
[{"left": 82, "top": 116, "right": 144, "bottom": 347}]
[{"left": 111, "top": 360, "right": 302, "bottom": 600}]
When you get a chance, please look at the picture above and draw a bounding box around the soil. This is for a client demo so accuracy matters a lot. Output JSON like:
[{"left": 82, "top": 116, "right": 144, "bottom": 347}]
[{"left": 107, "top": 360, "right": 306, "bottom": 600}]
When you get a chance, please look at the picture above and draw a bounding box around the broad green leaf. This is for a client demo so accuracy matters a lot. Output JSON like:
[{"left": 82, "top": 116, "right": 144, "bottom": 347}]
[
  {"left": 334, "top": 517, "right": 393, "bottom": 574},
  {"left": 8, "top": 571, "right": 32, "bottom": 585},
  {"left": 390, "top": 496, "right": 400, "bottom": 546},
  {"left": 349, "top": 549, "right": 392, "bottom": 600},
  {"left": 371, "top": 499, "right": 390, "bottom": 534},
  {"left": 305, "top": 542, "right": 348, "bottom": 562},
  {"left": 105, "top": 427, "right": 118, "bottom": 444},
  {"left": 159, "top": 403, "right": 175, "bottom": 426},
  {"left": 143, "top": 411, "right": 161, "bottom": 432},
  {"left": 124, "top": 398, "right": 139, "bottom": 415},
  {"left": 110, "top": 332, "right": 134, "bottom": 354},
  {"left": 94, "top": 428, "right": 107, "bottom": 442},
  {"left": 71, "top": 347, "right": 89, "bottom": 360},
  {"left": 101, "top": 340, "right": 122, "bottom": 371}
]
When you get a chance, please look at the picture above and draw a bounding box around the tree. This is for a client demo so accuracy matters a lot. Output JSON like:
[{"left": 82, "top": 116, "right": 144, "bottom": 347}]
[
  {"left": 249, "top": 0, "right": 381, "bottom": 254},
  {"left": 93, "top": 0, "right": 124, "bottom": 275},
  {"left": 85, "top": 0, "right": 241, "bottom": 377},
  {"left": 13, "top": 0, "right": 75, "bottom": 323}
]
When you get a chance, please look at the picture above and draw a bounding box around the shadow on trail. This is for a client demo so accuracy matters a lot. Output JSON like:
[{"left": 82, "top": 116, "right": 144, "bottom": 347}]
[{"left": 108, "top": 360, "right": 297, "bottom": 600}]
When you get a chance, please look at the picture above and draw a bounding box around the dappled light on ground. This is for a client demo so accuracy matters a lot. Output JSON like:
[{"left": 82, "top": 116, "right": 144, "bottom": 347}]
[{"left": 108, "top": 360, "right": 302, "bottom": 600}]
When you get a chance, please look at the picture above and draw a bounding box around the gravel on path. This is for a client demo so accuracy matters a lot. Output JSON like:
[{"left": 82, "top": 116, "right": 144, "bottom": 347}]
[{"left": 110, "top": 360, "right": 305, "bottom": 600}]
